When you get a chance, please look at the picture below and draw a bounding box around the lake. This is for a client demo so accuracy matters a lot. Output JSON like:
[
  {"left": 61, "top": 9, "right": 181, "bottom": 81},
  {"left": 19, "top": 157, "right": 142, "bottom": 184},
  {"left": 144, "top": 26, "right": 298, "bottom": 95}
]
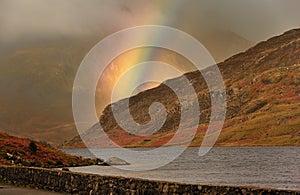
[{"left": 62, "top": 147, "right": 300, "bottom": 191}]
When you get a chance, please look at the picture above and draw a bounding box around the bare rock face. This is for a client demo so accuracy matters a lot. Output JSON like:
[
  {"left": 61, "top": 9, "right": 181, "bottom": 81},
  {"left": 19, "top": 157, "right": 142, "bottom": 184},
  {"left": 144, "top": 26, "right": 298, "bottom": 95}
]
[{"left": 105, "top": 157, "right": 130, "bottom": 165}]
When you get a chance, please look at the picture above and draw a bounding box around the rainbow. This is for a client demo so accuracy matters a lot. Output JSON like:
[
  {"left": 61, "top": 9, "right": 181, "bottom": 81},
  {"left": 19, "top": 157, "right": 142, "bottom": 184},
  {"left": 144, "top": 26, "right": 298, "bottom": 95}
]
[{"left": 95, "top": 2, "right": 196, "bottom": 113}]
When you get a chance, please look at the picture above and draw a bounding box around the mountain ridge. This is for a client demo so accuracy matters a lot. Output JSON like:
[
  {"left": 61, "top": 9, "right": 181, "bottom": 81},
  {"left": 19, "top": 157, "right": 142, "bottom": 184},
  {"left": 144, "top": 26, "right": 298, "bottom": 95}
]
[
  {"left": 63, "top": 28, "right": 300, "bottom": 148},
  {"left": 0, "top": 30, "right": 253, "bottom": 145}
]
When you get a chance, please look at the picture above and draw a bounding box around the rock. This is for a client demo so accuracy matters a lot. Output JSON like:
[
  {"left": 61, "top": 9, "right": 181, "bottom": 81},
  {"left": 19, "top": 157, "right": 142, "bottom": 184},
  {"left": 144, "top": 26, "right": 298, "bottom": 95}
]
[
  {"left": 97, "top": 162, "right": 110, "bottom": 166},
  {"left": 292, "top": 75, "right": 300, "bottom": 85},
  {"left": 245, "top": 100, "right": 268, "bottom": 114},
  {"left": 92, "top": 158, "right": 105, "bottom": 164},
  {"left": 105, "top": 157, "right": 130, "bottom": 165},
  {"left": 62, "top": 168, "right": 70, "bottom": 171},
  {"left": 6, "top": 153, "right": 13, "bottom": 158},
  {"left": 262, "top": 72, "right": 282, "bottom": 84}
]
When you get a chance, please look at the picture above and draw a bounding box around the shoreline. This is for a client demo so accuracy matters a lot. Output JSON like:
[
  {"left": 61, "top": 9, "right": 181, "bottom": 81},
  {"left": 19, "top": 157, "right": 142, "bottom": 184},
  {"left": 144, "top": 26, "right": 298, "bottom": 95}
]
[{"left": 60, "top": 145, "right": 300, "bottom": 149}]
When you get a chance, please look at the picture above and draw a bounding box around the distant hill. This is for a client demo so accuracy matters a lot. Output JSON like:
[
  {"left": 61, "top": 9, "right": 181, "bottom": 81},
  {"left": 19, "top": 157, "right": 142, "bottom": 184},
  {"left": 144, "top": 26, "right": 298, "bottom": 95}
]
[
  {"left": 193, "top": 29, "right": 254, "bottom": 62},
  {"left": 0, "top": 30, "right": 252, "bottom": 145},
  {"left": 0, "top": 37, "right": 98, "bottom": 145},
  {"left": 64, "top": 29, "right": 300, "bottom": 148},
  {"left": 0, "top": 131, "right": 102, "bottom": 168}
]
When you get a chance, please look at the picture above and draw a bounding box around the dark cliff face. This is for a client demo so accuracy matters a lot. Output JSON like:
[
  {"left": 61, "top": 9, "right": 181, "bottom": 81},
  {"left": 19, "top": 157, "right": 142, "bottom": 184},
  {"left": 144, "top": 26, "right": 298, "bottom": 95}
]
[{"left": 65, "top": 29, "right": 300, "bottom": 148}]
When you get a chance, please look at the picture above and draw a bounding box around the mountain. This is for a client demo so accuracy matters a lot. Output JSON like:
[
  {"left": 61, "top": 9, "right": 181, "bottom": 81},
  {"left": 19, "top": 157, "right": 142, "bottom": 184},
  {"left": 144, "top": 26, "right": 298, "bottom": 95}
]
[
  {"left": 193, "top": 29, "right": 254, "bottom": 62},
  {"left": 0, "top": 37, "right": 99, "bottom": 145},
  {"left": 64, "top": 28, "right": 300, "bottom": 148},
  {"left": 0, "top": 30, "right": 252, "bottom": 145}
]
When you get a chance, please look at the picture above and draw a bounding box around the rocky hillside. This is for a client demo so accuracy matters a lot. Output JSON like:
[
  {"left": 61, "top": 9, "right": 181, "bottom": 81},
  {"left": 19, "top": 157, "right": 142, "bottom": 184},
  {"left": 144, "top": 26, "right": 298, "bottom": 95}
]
[
  {"left": 0, "top": 38, "right": 184, "bottom": 146},
  {"left": 0, "top": 31, "right": 252, "bottom": 145},
  {"left": 0, "top": 131, "right": 103, "bottom": 168},
  {"left": 64, "top": 28, "right": 300, "bottom": 148}
]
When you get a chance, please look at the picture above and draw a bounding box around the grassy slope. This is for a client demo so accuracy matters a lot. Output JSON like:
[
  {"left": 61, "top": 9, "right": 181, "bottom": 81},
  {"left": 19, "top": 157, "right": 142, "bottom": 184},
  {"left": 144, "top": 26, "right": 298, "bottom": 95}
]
[
  {"left": 63, "top": 29, "right": 300, "bottom": 148},
  {"left": 0, "top": 131, "right": 101, "bottom": 168},
  {"left": 0, "top": 32, "right": 252, "bottom": 145}
]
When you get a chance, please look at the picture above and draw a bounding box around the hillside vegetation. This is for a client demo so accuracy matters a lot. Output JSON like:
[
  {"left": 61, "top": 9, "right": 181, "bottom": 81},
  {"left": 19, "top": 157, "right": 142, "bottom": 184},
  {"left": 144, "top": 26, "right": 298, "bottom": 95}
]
[
  {"left": 0, "top": 131, "right": 102, "bottom": 168},
  {"left": 64, "top": 29, "right": 300, "bottom": 148},
  {"left": 0, "top": 31, "right": 252, "bottom": 145}
]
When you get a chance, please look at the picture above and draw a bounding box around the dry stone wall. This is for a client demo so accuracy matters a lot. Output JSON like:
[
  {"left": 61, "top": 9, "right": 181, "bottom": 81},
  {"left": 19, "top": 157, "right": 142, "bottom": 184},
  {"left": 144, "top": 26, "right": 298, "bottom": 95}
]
[{"left": 0, "top": 165, "right": 299, "bottom": 195}]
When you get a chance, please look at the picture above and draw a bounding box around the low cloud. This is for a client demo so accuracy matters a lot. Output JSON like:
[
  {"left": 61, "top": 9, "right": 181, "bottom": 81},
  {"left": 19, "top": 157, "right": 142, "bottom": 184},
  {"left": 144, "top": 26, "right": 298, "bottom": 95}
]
[{"left": 0, "top": 0, "right": 300, "bottom": 44}]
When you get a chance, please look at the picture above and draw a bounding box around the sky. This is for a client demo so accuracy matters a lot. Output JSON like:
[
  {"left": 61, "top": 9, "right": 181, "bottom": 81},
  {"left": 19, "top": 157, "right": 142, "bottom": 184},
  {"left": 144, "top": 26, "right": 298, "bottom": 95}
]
[
  {"left": 1, "top": 0, "right": 300, "bottom": 103},
  {"left": 1, "top": 0, "right": 300, "bottom": 44}
]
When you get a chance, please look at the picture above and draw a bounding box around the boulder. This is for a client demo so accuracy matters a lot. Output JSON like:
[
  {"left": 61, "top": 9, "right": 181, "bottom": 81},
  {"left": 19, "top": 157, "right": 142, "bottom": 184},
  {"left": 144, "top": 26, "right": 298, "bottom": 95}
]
[
  {"left": 105, "top": 157, "right": 130, "bottom": 165},
  {"left": 97, "top": 162, "right": 110, "bottom": 166}
]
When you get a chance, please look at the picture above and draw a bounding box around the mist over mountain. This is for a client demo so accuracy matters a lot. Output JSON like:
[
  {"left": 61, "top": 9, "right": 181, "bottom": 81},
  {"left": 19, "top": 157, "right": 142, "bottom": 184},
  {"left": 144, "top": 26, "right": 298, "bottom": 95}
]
[
  {"left": 1, "top": 0, "right": 300, "bottom": 43},
  {"left": 1, "top": 1, "right": 300, "bottom": 145},
  {"left": 0, "top": 27, "right": 254, "bottom": 145},
  {"left": 0, "top": 37, "right": 97, "bottom": 144},
  {"left": 65, "top": 28, "right": 300, "bottom": 148}
]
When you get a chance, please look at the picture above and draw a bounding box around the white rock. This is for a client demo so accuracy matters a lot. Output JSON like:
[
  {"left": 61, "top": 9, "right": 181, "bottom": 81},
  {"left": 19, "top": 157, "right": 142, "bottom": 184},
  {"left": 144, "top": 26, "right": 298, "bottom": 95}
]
[{"left": 105, "top": 157, "right": 130, "bottom": 165}]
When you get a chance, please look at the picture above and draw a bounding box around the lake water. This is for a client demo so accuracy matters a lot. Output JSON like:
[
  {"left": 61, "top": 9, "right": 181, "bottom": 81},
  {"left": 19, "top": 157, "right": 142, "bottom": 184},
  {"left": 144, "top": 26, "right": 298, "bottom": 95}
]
[{"left": 62, "top": 147, "right": 300, "bottom": 191}]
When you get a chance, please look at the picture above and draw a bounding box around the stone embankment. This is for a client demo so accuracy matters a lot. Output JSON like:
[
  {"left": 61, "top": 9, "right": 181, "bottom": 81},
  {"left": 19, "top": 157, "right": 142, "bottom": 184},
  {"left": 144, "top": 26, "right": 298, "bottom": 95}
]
[{"left": 0, "top": 165, "right": 299, "bottom": 195}]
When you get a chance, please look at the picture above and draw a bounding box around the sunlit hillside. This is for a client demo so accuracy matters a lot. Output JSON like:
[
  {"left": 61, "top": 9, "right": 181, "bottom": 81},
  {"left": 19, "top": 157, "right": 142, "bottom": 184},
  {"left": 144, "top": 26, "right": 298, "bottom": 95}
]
[
  {"left": 0, "top": 31, "right": 252, "bottom": 145},
  {"left": 65, "top": 29, "right": 300, "bottom": 148}
]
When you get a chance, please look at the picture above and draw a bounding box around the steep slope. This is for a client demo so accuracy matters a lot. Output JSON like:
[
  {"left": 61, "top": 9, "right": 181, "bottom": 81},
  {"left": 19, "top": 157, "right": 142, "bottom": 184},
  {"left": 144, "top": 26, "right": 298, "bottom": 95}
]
[
  {"left": 0, "top": 31, "right": 252, "bottom": 145},
  {"left": 64, "top": 28, "right": 300, "bottom": 148}
]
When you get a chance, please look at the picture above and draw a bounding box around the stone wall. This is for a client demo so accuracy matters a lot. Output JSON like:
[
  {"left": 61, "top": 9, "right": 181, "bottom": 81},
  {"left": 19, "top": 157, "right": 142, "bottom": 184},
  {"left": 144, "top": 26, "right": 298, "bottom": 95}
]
[{"left": 0, "top": 165, "right": 299, "bottom": 195}]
